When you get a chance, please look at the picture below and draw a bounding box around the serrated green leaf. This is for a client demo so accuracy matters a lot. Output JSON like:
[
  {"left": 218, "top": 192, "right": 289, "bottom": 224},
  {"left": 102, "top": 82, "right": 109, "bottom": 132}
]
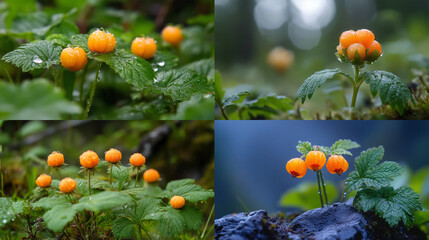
[
  {"left": 2, "top": 40, "right": 61, "bottom": 72},
  {"left": 112, "top": 216, "right": 137, "bottom": 239},
  {"left": 32, "top": 196, "right": 70, "bottom": 209},
  {"left": 43, "top": 204, "right": 76, "bottom": 232},
  {"left": 73, "top": 191, "right": 132, "bottom": 212},
  {"left": 112, "top": 165, "right": 129, "bottom": 183},
  {"left": 182, "top": 58, "right": 214, "bottom": 77},
  {"left": 296, "top": 69, "right": 350, "bottom": 103},
  {"left": 361, "top": 71, "right": 414, "bottom": 114},
  {"left": 354, "top": 186, "right": 422, "bottom": 228},
  {"left": 355, "top": 147, "right": 384, "bottom": 176},
  {"left": 279, "top": 182, "right": 338, "bottom": 210},
  {"left": 166, "top": 179, "right": 195, "bottom": 191},
  {"left": 71, "top": 34, "right": 89, "bottom": 52},
  {"left": 148, "top": 51, "right": 178, "bottom": 72},
  {"left": 222, "top": 85, "right": 253, "bottom": 108},
  {"left": 88, "top": 49, "right": 156, "bottom": 89},
  {"left": 330, "top": 139, "right": 360, "bottom": 152},
  {"left": 296, "top": 141, "right": 312, "bottom": 155},
  {"left": 0, "top": 79, "right": 81, "bottom": 120},
  {"left": 157, "top": 207, "right": 185, "bottom": 237},
  {"left": 318, "top": 146, "right": 331, "bottom": 156},
  {"left": 164, "top": 94, "right": 214, "bottom": 120},
  {"left": 238, "top": 95, "right": 294, "bottom": 119},
  {"left": 181, "top": 206, "right": 203, "bottom": 231},
  {"left": 151, "top": 69, "right": 213, "bottom": 102},
  {"left": 46, "top": 34, "right": 71, "bottom": 47}
]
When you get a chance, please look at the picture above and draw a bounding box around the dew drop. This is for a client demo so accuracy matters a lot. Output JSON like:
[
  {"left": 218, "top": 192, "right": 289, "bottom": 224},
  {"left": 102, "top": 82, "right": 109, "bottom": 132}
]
[
  {"left": 2, "top": 219, "right": 6, "bottom": 224},
  {"left": 158, "top": 61, "right": 165, "bottom": 67},
  {"left": 154, "top": 78, "right": 159, "bottom": 83},
  {"left": 33, "top": 56, "right": 43, "bottom": 64},
  {"left": 154, "top": 68, "right": 158, "bottom": 72}
]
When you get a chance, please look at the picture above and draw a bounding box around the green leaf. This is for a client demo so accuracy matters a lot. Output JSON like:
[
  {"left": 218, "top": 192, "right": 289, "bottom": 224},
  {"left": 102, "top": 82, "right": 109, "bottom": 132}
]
[
  {"left": 88, "top": 49, "right": 156, "bottom": 89},
  {"left": 151, "top": 69, "right": 213, "bottom": 102},
  {"left": 296, "top": 141, "right": 312, "bottom": 156},
  {"left": 182, "top": 58, "right": 214, "bottom": 77},
  {"left": 361, "top": 71, "right": 414, "bottom": 114},
  {"left": 43, "top": 204, "right": 76, "bottom": 232},
  {"left": 279, "top": 182, "right": 338, "bottom": 210},
  {"left": 112, "top": 217, "right": 137, "bottom": 239},
  {"left": 237, "top": 95, "right": 294, "bottom": 119},
  {"left": 46, "top": 34, "right": 71, "bottom": 47},
  {"left": 156, "top": 207, "right": 185, "bottom": 237},
  {"left": 296, "top": 69, "right": 350, "bottom": 103},
  {"left": 148, "top": 51, "right": 178, "bottom": 72},
  {"left": 2, "top": 40, "right": 61, "bottom": 72},
  {"left": 166, "top": 179, "right": 195, "bottom": 191},
  {"left": 181, "top": 206, "right": 203, "bottom": 231},
  {"left": 71, "top": 34, "right": 89, "bottom": 52},
  {"left": 346, "top": 147, "right": 402, "bottom": 192},
  {"left": 330, "top": 139, "right": 360, "bottom": 152},
  {"left": 415, "top": 211, "right": 429, "bottom": 225},
  {"left": 112, "top": 165, "right": 129, "bottom": 183},
  {"left": 73, "top": 191, "right": 132, "bottom": 212},
  {"left": 18, "top": 121, "right": 46, "bottom": 137},
  {"left": 214, "top": 71, "right": 225, "bottom": 103},
  {"left": 32, "top": 196, "right": 70, "bottom": 209},
  {"left": 222, "top": 85, "right": 253, "bottom": 108},
  {"left": 0, "top": 79, "right": 81, "bottom": 119},
  {"left": 354, "top": 186, "right": 422, "bottom": 228},
  {"left": 164, "top": 95, "right": 214, "bottom": 120}
]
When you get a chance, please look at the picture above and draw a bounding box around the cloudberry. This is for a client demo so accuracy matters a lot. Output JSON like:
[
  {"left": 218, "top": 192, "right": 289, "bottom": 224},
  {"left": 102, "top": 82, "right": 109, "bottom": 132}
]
[
  {"left": 267, "top": 47, "right": 294, "bottom": 73},
  {"left": 47, "top": 151, "right": 64, "bottom": 167},
  {"left": 355, "top": 29, "right": 375, "bottom": 48},
  {"left": 161, "top": 26, "right": 183, "bottom": 46},
  {"left": 60, "top": 47, "right": 87, "bottom": 72},
  {"left": 105, "top": 148, "right": 122, "bottom": 163},
  {"left": 130, "top": 153, "right": 146, "bottom": 167},
  {"left": 131, "top": 37, "right": 157, "bottom": 60},
  {"left": 305, "top": 150, "right": 326, "bottom": 171},
  {"left": 326, "top": 155, "right": 349, "bottom": 175},
  {"left": 336, "top": 44, "right": 345, "bottom": 56},
  {"left": 143, "top": 169, "right": 160, "bottom": 183},
  {"left": 286, "top": 158, "right": 307, "bottom": 178},
  {"left": 36, "top": 174, "right": 52, "bottom": 188},
  {"left": 170, "top": 195, "right": 185, "bottom": 209},
  {"left": 367, "top": 40, "right": 382, "bottom": 56},
  {"left": 59, "top": 178, "right": 76, "bottom": 193},
  {"left": 87, "top": 29, "right": 116, "bottom": 53},
  {"left": 347, "top": 43, "right": 366, "bottom": 62},
  {"left": 80, "top": 150, "right": 99, "bottom": 169},
  {"left": 339, "top": 30, "right": 357, "bottom": 49}
]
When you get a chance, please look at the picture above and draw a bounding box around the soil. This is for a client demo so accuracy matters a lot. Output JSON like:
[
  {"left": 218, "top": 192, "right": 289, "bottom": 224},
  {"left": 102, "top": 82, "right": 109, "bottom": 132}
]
[{"left": 215, "top": 203, "right": 426, "bottom": 240}]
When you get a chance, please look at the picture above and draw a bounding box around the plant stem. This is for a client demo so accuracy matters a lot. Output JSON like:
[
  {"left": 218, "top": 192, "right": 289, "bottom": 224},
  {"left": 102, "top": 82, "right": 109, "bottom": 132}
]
[
  {"left": 350, "top": 65, "right": 361, "bottom": 108},
  {"left": 316, "top": 171, "right": 324, "bottom": 207},
  {"left": 319, "top": 170, "right": 329, "bottom": 205},
  {"left": 3, "top": 67, "right": 13, "bottom": 85},
  {"left": 51, "top": 66, "right": 59, "bottom": 87},
  {"left": 134, "top": 169, "right": 139, "bottom": 188},
  {"left": 83, "top": 62, "right": 102, "bottom": 120},
  {"left": 79, "top": 65, "right": 88, "bottom": 104},
  {"left": 109, "top": 165, "right": 113, "bottom": 184},
  {"left": 88, "top": 171, "right": 91, "bottom": 196},
  {"left": 215, "top": 98, "right": 229, "bottom": 120},
  {"left": 340, "top": 184, "right": 346, "bottom": 203},
  {"left": 56, "top": 168, "right": 63, "bottom": 180},
  {"left": 141, "top": 225, "right": 152, "bottom": 240},
  {"left": 201, "top": 204, "right": 215, "bottom": 239}
]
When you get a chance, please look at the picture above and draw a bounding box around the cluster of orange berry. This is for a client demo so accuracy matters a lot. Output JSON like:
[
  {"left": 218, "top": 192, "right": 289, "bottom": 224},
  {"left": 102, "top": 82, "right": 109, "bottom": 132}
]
[
  {"left": 286, "top": 149, "right": 348, "bottom": 178},
  {"left": 336, "top": 29, "right": 382, "bottom": 65},
  {"left": 60, "top": 26, "right": 183, "bottom": 72}
]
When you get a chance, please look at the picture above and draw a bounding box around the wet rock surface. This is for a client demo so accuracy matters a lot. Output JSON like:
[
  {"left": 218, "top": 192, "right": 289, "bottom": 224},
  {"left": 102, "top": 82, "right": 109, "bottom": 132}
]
[{"left": 215, "top": 203, "right": 426, "bottom": 240}]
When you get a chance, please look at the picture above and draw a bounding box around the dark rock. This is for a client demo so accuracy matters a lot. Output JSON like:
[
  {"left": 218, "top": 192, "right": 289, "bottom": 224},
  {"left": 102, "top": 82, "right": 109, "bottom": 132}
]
[{"left": 215, "top": 203, "right": 426, "bottom": 240}]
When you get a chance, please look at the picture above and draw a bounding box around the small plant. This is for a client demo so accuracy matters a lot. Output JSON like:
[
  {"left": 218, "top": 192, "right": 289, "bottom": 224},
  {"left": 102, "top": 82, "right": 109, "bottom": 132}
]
[
  {"left": 284, "top": 139, "right": 423, "bottom": 229},
  {"left": 296, "top": 29, "right": 414, "bottom": 115}
]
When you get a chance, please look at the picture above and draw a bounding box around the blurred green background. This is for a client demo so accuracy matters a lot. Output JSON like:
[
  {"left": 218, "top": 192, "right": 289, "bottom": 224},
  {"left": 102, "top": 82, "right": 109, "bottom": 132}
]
[{"left": 215, "top": 0, "right": 429, "bottom": 114}]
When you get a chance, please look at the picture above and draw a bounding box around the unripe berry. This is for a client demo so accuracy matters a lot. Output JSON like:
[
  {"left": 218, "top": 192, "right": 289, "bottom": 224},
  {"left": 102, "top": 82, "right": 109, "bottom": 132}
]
[
  {"left": 326, "top": 155, "right": 349, "bottom": 175},
  {"left": 267, "top": 47, "right": 294, "bottom": 73},
  {"left": 336, "top": 44, "right": 346, "bottom": 56},
  {"left": 80, "top": 150, "right": 99, "bottom": 169},
  {"left": 129, "top": 153, "right": 146, "bottom": 167},
  {"left": 60, "top": 47, "right": 87, "bottom": 72},
  {"left": 305, "top": 150, "right": 326, "bottom": 171},
  {"left": 59, "top": 178, "right": 76, "bottom": 193},
  {"left": 143, "top": 169, "right": 160, "bottom": 183},
  {"left": 355, "top": 29, "right": 375, "bottom": 48},
  {"left": 47, "top": 151, "right": 64, "bottom": 167},
  {"left": 36, "top": 174, "right": 52, "bottom": 188},
  {"left": 161, "top": 26, "right": 183, "bottom": 46},
  {"left": 87, "top": 30, "right": 116, "bottom": 53},
  {"left": 286, "top": 158, "right": 307, "bottom": 178},
  {"left": 131, "top": 37, "right": 157, "bottom": 59},
  {"left": 339, "top": 30, "right": 357, "bottom": 49},
  {"left": 367, "top": 40, "right": 382, "bottom": 56},
  {"left": 347, "top": 43, "right": 366, "bottom": 62},
  {"left": 170, "top": 195, "right": 185, "bottom": 209},
  {"left": 105, "top": 148, "right": 122, "bottom": 163}
]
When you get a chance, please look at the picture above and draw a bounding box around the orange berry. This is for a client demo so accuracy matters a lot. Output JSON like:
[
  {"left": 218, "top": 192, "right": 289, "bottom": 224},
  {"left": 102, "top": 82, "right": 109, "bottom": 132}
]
[
  {"left": 59, "top": 178, "right": 76, "bottom": 193},
  {"left": 131, "top": 37, "right": 157, "bottom": 59},
  {"left": 161, "top": 26, "right": 183, "bottom": 46},
  {"left": 367, "top": 40, "right": 382, "bottom": 56},
  {"left": 87, "top": 29, "right": 116, "bottom": 53},
  {"left": 355, "top": 29, "right": 375, "bottom": 48},
  {"left": 79, "top": 150, "right": 99, "bottom": 169},
  {"left": 105, "top": 148, "right": 122, "bottom": 163},
  {"left": 60, "top": 47, "right": 87, "bottom": 72},
  {"left": 339, "top": 30, "right": 357, "bottom": 48},
  {"left": 143, "top": 169, "right": 160, "bottom": 183},
  {"left": 47, "top": 151, "right": 64, "bottom": 167},
  {"left": 170, "top": 195, "right": 185, "bottom": 209},
  {"left": 336, "top": 44, "right": 345, "bottom": 56},
  {"left": 267, "top": 47, "right": 294, "bottom": 73},
  {"left": 129, "top": 153, "right": 146, "bottom": 167},
  {"left": 347, "top": 43, "right": 366, "bottom": 62},
  {"left": 35, "top": 174, "right": 52, "bottom": 188},
  {"left": 285, "top": 158, "right": 307, "bottom": 178},
  {"left": 326, "top": 155, "right": 349, "bottom": 175},
  {"left": 305, "top": 150, "right": 326, "bottom": 171}
]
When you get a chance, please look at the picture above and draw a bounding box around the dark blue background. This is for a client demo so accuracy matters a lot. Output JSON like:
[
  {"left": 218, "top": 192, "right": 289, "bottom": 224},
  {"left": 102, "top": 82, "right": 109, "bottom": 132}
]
[{"left": 215, "top": 120, "right": 429, "bottom": 218}]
